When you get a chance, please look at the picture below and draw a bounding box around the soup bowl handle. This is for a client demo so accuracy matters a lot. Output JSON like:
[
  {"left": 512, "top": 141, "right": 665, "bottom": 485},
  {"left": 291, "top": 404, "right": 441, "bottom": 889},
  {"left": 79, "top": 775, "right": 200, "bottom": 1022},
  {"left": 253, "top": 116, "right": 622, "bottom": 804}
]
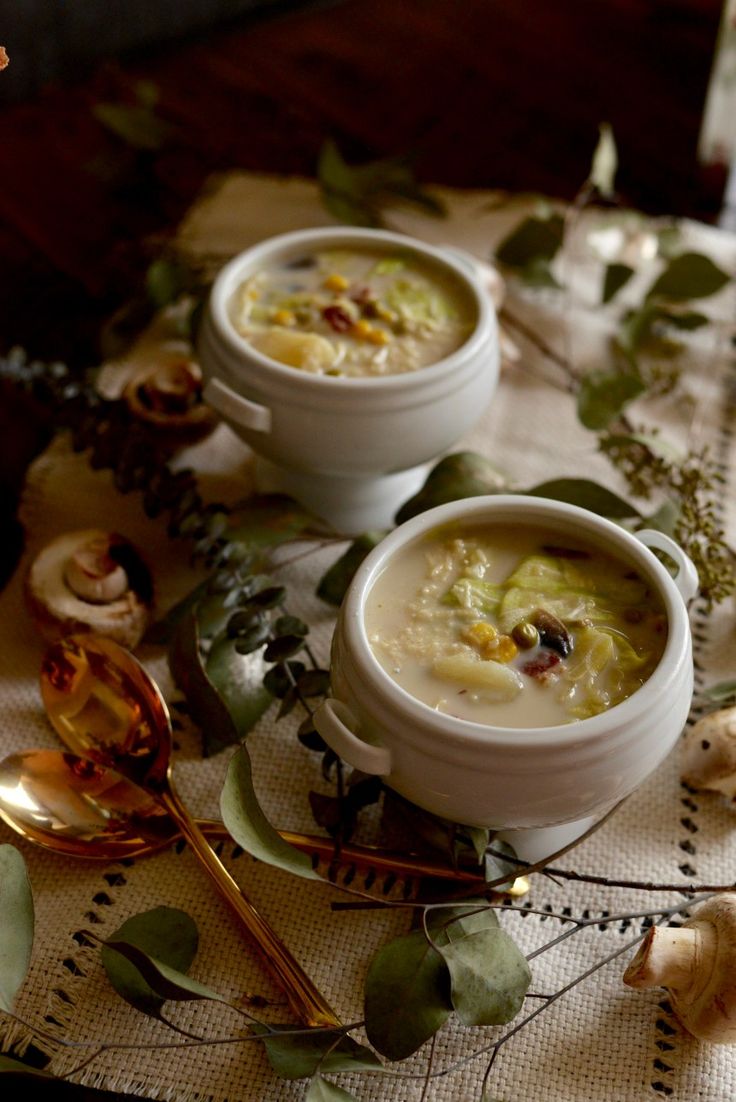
[
  {"left": 203, "top": 377, "right": 272, "bottom": 434},
  {"left": 313, "top": 699, "right": 393, "bottom": 776},
  {"left": 634, "top": 529, "right": 699, "bottom": 605}
]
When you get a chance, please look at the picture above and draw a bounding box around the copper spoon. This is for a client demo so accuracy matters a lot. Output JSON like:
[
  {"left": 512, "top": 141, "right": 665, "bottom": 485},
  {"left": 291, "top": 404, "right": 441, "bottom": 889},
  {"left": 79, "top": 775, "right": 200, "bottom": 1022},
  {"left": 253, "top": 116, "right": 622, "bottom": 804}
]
[
  {"left": 0, "top": 748, "right": 527, "bottom": 895},
  {"left": 39, "top": 633, "right": 340, "bottom": 1029}
]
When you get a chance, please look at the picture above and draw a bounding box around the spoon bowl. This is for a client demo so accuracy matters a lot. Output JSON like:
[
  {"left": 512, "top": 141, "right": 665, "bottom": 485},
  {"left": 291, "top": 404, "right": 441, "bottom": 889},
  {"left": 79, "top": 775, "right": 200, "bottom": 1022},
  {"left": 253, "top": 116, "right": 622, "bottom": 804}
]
[{"left": 39, "top": 634, "right": 339, "bottom": 1029}]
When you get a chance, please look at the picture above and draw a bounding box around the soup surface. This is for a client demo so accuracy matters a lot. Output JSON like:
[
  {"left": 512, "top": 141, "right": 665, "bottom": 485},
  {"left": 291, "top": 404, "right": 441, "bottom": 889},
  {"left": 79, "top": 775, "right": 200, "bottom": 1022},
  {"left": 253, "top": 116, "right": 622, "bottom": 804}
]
[
  {"left": 365, "top": 524, "right": 668, "bottom": 728},
  {"left": 230, "top": 247, "right": 474, "bottom": 377}
]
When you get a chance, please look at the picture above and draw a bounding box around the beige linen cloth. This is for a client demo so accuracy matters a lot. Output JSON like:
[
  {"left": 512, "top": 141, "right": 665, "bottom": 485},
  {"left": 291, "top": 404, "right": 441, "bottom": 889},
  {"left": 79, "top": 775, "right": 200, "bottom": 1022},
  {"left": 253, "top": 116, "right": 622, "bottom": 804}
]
[{"left": 1, "top": 174, "right": 735, "bottom": 1101}]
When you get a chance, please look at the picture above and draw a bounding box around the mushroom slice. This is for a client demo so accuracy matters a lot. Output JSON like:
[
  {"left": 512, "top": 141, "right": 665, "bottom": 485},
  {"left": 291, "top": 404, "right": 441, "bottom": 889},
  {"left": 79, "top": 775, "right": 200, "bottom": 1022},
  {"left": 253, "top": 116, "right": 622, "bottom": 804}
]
[
  {"left": 123, "top": 358, "right": 217, "bottom": 445},
  {"left": 623, "top": 894, "right": 736, "bottom": 1043},
  {"left": 681, "top": 707, "right": 736, "bottom": 798},
  {"left": 25, "top": 530, "right": 153, "bottom": 649}
]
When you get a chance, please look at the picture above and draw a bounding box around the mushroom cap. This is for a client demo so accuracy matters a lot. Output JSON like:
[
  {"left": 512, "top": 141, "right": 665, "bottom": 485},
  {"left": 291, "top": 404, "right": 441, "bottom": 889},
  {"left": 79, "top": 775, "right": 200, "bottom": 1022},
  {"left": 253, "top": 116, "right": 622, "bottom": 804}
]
[
  {"left": 123, "top": 359, "right": 217, "bottom": 444},
  {"left": 25, "top": 530, "right": 153, "bottom": 649},
  {"left": 681, "top": 708, "right": 736, "bottom": 797},
  {"left": 624, "top": 894, "right": 736, "bottom": 1044}
]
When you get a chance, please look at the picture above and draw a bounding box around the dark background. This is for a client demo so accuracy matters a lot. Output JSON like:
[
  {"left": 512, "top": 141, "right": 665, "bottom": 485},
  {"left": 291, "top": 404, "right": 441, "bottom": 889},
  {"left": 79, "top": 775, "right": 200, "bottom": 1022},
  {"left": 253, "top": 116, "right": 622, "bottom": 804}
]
[{"left": 0, "top": 1, "right": 730, "bottom": 1094}]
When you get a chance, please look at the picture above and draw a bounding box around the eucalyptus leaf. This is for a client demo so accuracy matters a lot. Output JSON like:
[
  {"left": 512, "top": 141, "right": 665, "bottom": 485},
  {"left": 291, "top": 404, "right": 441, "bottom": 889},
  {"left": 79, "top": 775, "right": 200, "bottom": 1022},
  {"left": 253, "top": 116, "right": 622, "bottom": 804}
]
[
  {"left": 169, "top": 612, "right": 240, "bottom": 756},
  {"left": 643, "top": 498, "right": 680, "bottom": 538},
  {"left": 317, "top": 531, "right": 387, "bottom": 606},
  {"left": 206, "top": 636, "right": 271, "bottom": 738},
  {"left": 364, "top": 930, "right": 452, "bottom": 1060},
  {"left": 306, "top": 1077, "right": 360, "bottom": 1102},
  {"left": 484, "top": 839, "right": 521, "bottom": 889},
  {"left": 577, "top": 367, "right": 646, "bottom": 430},
  {"left": 589, "top": 122, "right": 617, "bottom": 198},
  {"left": 145, "top": 258, "right": 187, "bottom": 308},
  {"left": 519, "top": 257, "right": 562, "bottom": 289},
  {"left": 525, "top": 478, "right": 640, "bottom": 519},
  {"left": 103, "top": 940, "right": 226, "bottom": 1005},
  {"left": 258, "top": 1025, "right": 381, "bottom": 1079},
  {"left": 437, "top": 927, "right": 531, "bottom": 1027},
  {"left": 92, "top": 103, "right": 173, "bottom": 150},
  {"left": 145, "top": 577, "right": 216, "bottom": 645},
  {"left": 101, "top": 906, "right": 198, "bottom": 1018},
  {"left": 226, "top": 494, "right": 319, "bottom": 551},
  {"left": 604, "top": 431, "right": 682, "bottom": 463},
  {"left": 602, "top": 262, "right": 634, "bottom": 304},
  {"left": 646, "top": 252, "right": 730, "bottom": 302},
  {"left": 0, "top": 846, "right": 34, "bottom": 1013},
  {"left": 221, "top": 745, "right": 321, "bottom": 880},
  {"left": 395, "top": 452, "right": 507, "bottom": 524},
  {"left": 427, "top": 903, "right": 499, "bottom": 946},
  {"left": 0, "top": 1054, "right": 53, "bottom": 1078},
  {"left": 700, "top": 680, "right": 736, "bottom": 706},
  {"left": 494, "top": 214, "right": 564, "bottom": 270}
]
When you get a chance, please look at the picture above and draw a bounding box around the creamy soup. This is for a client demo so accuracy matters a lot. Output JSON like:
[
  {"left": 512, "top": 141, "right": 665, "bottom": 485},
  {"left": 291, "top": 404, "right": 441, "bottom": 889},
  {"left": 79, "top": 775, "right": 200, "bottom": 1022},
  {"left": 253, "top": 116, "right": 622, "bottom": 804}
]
[
  {"left": 365, "top": 525, "right": 668, "bottom": 728},
  {"left": 230, "top": 247, "right": 474, "bottom": 377}
]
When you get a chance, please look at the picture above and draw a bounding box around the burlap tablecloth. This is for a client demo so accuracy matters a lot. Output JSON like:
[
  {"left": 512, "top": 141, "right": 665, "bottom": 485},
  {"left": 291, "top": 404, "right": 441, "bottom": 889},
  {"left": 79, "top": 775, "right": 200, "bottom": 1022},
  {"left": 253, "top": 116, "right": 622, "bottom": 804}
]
[{"left": 1, "top": 175, "right": 735, "bottom": 1101}]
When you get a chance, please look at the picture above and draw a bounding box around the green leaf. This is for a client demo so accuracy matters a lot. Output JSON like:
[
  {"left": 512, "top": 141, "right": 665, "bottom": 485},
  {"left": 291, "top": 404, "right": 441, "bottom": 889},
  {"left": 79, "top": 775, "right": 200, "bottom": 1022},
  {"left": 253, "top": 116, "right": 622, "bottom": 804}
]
[
  {"left": 169, "top": 612, "right": 241, "bottom": 756},
  {"left": 643, "top": 498, "right": 680, "bottom": 538},
  {"left": 317, "top": 531, "right": 387, "bottom": 606},
  {"left": 220, "top": 745, "right": 321, "bottom": 880},
  {"left": 101, "top": 906, "right": 198, "bottom": 1018},
  {"left": 92, "top": 103, "right": 173, "bottom": 150},
  {"left": 103, "top": 940, "right": 226, "bottom": 1005},
  {"left": 259, "top": 1025, "right": 381, "bottom": 1079},
  {"left": 395, "top": 452, "right": 507, "bottom": 524},
  {"left": 602, "top": 262, "right": 634, "bottom": 304},
  {"left": 364, "top": 930, "right": 452, "bottom": 1060},
  {"left": 0, "top": 1054, "right": 53, "bottom": 1078},
  {"left": 604, "top": 431, "right": 682, "bottom": 463},
  {"left": 205, "top": 635, "right": 271, "bottom": 739},
  {"left": 495, "top": 214, "right": 564, "bottom": 270},
  {"left": 427, "top": 903, "right": 499, "bottom": 946},
  {"left": 577, "top": 368, "right": 646, "bottom": 430},
  {"left": 701, "top": 680, "right": 736, "bottom": 706},
  {"left": 519, "top": 256, "right": 562, "bottom": 289},
  {"left": 145, "top": 258, "right": 187, "bottom": 309},
  {"left": 646, "top": 252, "right": 730, "bottom": 302},
  {"left": 589, "top": 122, "right": 617, "bottom": 198},
  {"left": 306, "top": 1078, "right": 361, "bottom": 1102},
  {"left": 525, "top": 478, "right": 640, "bottom": 519},
  {"left": 436, "top": 928, "right": 531, "bottom": 1027},
  {"left": 0, "top": 846, "right": 34, "bottom": 1013},
  {"left": 226, "top": 494, "right": 319, "bottom": 550}
]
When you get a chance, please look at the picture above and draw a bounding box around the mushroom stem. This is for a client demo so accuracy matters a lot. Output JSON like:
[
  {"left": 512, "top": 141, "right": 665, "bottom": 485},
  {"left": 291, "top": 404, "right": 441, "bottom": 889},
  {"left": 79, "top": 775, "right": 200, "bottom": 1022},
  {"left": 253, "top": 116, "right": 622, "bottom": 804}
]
[
  {"left": 65, "top": 538, "right": 129, "bottom": 604},
  {"left": 623, "top": 925, "right": 706, "bottom": 992}
]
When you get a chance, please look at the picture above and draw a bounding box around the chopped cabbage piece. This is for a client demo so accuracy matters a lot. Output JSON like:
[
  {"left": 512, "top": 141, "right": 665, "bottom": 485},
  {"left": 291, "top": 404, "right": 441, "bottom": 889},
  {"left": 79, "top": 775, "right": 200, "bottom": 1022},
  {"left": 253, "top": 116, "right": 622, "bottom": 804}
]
[{"left": 433, "top": 652, "right": 524, "bottom": 701}]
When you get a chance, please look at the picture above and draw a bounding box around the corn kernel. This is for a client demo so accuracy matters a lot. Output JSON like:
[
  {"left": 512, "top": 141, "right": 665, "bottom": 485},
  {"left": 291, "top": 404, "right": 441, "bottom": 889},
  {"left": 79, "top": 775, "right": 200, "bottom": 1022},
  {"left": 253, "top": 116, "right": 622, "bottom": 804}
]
[
  {"left": 352, "top": 319, "right": 374, "bottom": 340},
  {"left": 464, "top": 621, "right": 498, "bottom": 649},
  {"left": 367, "top": 327, "right": 391, "bottom": 345},
  {"left": 272, "top": 308, "right": 295, "bottom": 326},
  {"left": 247, "top": 288, "right": 260, "bottom": 300},
  {"left": 486, "top": 635, "right": 518, "bottom": 663},
  {"left": 324, "top": 273, "right": 350, "bottom": 292}
]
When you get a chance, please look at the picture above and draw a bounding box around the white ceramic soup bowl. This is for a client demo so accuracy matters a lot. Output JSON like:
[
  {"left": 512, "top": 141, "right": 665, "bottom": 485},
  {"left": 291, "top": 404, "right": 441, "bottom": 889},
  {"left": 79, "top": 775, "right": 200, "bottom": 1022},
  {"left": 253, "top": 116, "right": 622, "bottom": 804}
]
[
  {"left": 313, "top": 495, "right": 698, "bottom": 860},
  {"left": 197, "top": 227, "right": 499, "bottom": 533}
]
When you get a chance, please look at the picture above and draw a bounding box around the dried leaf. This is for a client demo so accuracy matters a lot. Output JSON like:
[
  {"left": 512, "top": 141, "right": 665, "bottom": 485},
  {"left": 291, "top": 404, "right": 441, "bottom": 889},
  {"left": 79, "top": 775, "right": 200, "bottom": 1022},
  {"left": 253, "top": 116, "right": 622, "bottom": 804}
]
[
  {"left": 646, "top": 252, "right": 730, "bottom": 302},
  {"left": 226, "top": 494, "right": 319, "bottom": 551},
  {"left": 437, "top": 927, "right": 531, "bottom": 1027},
  {"left": 306, "top": 1077, "right": 361, "bottom": 1101},
  {"left": 525, "top": 478, "right": 640, "bottom": 519},
  {"left": 0, "top": 846, "right": 33, "bottom": 1012},
  {"left": 395, "top": 452, "right": 507, "bottom": 524},
  {"left": 104, "top": 940, "right": 226, "bottom": 1005},
  {"left": 317, "top": 531, "right": 387, "bottom": 606},
  {"left": 168, "top": 613, "right": 239, "bottom": 755},
  {"left": 577, "top": 367, "right": 646, "bottom": 429},
  {"left": 221, "top": 745, "right": 321, "bottom": 880},
  {"left": 364, "top": 930, "right": 452, "bottom": 1059},
  {"left": 0, "top": 1055, "right": 53, "bottom": 1078},
  {"left": 205, "top": 635, "right": 271, "bottom": 738},
  {"left": 701, "top": 680, "right": 736, "bottom": 706},
  {"left": 259, "top": 1025, "right": 381, "bottom": 1079},
  {"left": 495, "top": 214, "right": 564, "bottom": 270},
  {"left": 92, "top": 103, "right": 173, "bottom": 150},
  {"left": 101, "top": 907, "right": 198, "bottom": 1018},
  {"left": 602, "top": 262, "right": 634, "bottom": 304}
]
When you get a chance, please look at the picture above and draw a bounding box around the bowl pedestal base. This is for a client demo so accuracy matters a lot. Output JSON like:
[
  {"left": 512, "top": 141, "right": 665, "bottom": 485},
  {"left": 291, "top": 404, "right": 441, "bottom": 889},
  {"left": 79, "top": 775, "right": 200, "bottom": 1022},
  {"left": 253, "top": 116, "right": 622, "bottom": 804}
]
[{"left": 496, "top": 815, "right": 600, "bottom": 865}]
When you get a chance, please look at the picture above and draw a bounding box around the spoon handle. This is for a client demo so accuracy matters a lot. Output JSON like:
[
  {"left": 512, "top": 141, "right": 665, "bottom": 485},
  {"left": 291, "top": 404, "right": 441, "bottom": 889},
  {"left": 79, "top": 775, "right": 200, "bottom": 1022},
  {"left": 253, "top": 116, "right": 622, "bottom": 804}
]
[{"left": 157, "top": 785, "right": 340, "bottom": 1029}]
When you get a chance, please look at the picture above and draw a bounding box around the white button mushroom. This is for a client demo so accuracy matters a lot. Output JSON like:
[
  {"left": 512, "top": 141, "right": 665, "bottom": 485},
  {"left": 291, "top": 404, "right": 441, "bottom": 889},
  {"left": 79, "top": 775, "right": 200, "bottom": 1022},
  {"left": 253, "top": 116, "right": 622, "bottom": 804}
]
[
  {"left": 623, "top": 894, "right": 736, "bottom": 1043},
  {"left": 25, "top": 530, "right": 153, "bottom": 649},
  {"left": 681, "top": 707, "right": 736, "bottom": 798}
]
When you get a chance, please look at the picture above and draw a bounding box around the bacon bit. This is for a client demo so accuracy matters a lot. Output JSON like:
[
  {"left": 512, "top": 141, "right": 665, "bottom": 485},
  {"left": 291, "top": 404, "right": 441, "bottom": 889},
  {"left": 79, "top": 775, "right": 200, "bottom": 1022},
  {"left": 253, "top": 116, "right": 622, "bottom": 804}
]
[
  {"left": 522, "top": 651, "right": 561, "bottom": 680},
  {"left": 322, "top": 304, "right": 353, "bottom": 332}
]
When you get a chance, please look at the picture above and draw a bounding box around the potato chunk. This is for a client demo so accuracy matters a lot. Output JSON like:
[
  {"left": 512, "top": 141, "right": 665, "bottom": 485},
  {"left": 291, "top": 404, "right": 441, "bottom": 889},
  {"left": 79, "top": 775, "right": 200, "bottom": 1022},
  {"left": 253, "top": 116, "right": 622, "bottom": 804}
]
[
  {"left": 433, "top": 653, "right": 523, "bottom": 701},
  {"left": 250, "top": 326, "right": 337, "bottom": 372}
]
